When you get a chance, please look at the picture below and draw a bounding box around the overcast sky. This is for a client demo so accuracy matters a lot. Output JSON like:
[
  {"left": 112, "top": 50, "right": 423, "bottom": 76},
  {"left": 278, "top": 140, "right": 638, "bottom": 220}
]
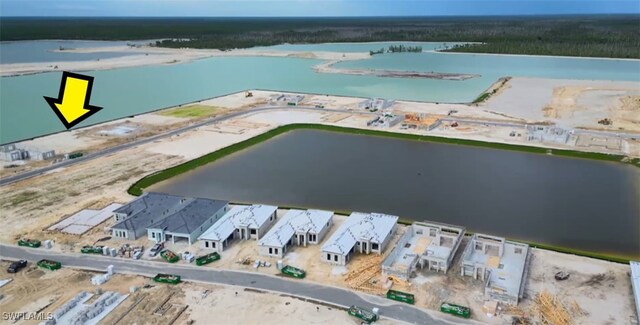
[{"left": 2, "top": 0, "right": 639, "bottom": 17}]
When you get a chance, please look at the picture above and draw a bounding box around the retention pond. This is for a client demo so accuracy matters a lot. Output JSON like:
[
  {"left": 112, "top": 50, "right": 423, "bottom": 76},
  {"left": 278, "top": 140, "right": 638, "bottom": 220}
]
[{"left": 149, "top": 129, "right": 640, "bottom": 259}]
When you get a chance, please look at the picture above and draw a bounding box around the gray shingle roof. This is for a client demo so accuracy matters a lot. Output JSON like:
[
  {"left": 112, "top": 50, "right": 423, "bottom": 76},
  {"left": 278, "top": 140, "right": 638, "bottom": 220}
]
[{"left": 111, "top": 192, "right": 228, "bottom": 238}]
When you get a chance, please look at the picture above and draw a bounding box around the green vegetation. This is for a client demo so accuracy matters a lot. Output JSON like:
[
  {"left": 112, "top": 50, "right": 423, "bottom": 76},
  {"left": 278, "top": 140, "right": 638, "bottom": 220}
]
[
  {"left": 472, "top": 93, "right": 491, "bottom": 104},
  {"left": 158, "top": 105, "right": 217, "bottom": 118},
  {"left": 370, "top": 44, "right": 423, "bottom": 55},
  {"left": 10, "top": 190, "right": 39, "bottom": 206},
  {"left": 387, "top": 44, "right": 422, "bottom": 53},
  {"left": 2, "top": 16, "right": 639, "bottom": 58},
  {"left": 525, "top": 241, "right": 632, "bottom": 264}
]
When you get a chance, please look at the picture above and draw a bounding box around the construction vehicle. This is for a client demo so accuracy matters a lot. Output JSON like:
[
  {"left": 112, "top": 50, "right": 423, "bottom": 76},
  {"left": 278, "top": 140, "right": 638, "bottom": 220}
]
[
  {"left": 160, "top": 249, "right": 180, "bottom": 263},
  {"left": 18, "top": 238, "right": 41, "bottom": 248},
  {"left": 386, "top": 289, "right": 415, "bottom": 304},
  {"left": 153, "top": 273, "right": 181, "bottom": 285},
  {"left": 245, "top": 91, "right": 253, "bottom": 98},
  {"left": 37, "top": 259, "right": 62, "bottom": 271},
  {"left": 440, "top": 302, "right": 471, "bottom": 319},
  {"left": 195, "top": 252, "right": 221, "bottom": 266},
  {"left": 348, "top": 305, "right": 378, "bottom": 324},
  {"left": 280, "top": 265, "right": 306, "bottom": 279},
  {"left": 7, "top": 260, "right": 27, "bottom": 273}
]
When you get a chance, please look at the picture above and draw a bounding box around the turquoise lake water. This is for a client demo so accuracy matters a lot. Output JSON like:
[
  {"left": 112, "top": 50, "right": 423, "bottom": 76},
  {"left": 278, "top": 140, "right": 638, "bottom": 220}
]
[
  {"left": 0, "top": 40, "right": 153, "bottom": 64},
  {"left": 1, "top": 41, "right": 639, "bottom": 143}
]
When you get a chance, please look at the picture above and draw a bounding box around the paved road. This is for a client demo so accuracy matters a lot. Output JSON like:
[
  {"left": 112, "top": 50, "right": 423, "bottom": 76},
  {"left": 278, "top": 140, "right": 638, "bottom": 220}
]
[
  {"left": 0, "top": 244, "right": 479, "bottom": 325},
  {"left": 0, "top": 105, "right": 348, "bottom": 187}
]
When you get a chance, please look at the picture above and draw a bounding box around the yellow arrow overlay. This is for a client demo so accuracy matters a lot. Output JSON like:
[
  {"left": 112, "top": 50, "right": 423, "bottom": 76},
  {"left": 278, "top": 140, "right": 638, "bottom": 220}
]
[{"left": 44, "top": 71, "right": 103, "bottom": 129}]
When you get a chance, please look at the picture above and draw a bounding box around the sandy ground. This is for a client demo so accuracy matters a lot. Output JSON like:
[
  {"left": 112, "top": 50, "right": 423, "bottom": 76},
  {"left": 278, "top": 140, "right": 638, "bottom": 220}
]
[
  {"left": 0, "top": 261, "right": 390, "bottom": 325},
  {"left": 484, "top": 77, "right": 640, "bottom": 132},
  {"left": 0, "top": 45, "right": 369, "bottom": 77},
  {"left": 0, "top": 90, "right": 638, "bottom": 324}
]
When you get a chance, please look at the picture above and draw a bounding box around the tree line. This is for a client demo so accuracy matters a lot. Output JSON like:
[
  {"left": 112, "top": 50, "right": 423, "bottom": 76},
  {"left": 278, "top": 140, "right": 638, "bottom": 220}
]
[{"left": 2, "top": 16, "right": 639, "bottom": 59}]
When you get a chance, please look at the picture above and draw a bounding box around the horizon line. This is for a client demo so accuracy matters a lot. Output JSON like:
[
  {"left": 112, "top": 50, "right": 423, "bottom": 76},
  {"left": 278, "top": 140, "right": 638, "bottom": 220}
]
[{"left": 2, "top": 13, "right": 639, "bottom": 18}]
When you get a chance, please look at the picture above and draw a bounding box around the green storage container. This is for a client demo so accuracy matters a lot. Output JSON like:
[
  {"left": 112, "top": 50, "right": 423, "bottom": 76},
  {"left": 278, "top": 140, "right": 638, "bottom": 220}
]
[
  {"left": 153, "top": 273, "right": 181, "bottom": 284},
  {"left": 68, "top": 152, "right": 84, "bottom": 159},
  {"left": 440, "top": 302, "right": 471, "bottom": 319},
  {"left": 281, "top": 265, "right": 306, "bottom": 279},
  {"left": 386, "top": 289, "right": 415, "bottom": 304},
  {"left": 80, "top": 245, "right": 104, "bottom": 254},
  {"left": 347, "top": 305, "right": 378, "bottom": 324},
  {"left": 18, "top": 239, "right": 41, "bottom": 248},
  {"left": 160, "top": 250, "right": 180, "bottom": 263},
  {"left": 195, "top": 252, "right": 221, "bottom": 266},
  {"left": 37, "top": 259, "right": 61, "bottom": 271}
]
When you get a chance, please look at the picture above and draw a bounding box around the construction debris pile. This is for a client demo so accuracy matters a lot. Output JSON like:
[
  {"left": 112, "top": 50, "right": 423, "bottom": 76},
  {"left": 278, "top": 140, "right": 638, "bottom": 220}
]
[{"left": 530, "top": 290, "right": 585, "bottom": 325}]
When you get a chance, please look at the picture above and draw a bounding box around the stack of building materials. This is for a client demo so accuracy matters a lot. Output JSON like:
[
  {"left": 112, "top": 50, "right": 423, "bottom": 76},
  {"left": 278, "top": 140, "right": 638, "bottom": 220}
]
[
  {"left": 44, "top": 291, "right": 90, "bottom": 325},
  {"left": 69, "top": 292, "right": 120, "bottom": 325},
  {"left": 91, "top": 265, "right": 114, "bottom": 286}
]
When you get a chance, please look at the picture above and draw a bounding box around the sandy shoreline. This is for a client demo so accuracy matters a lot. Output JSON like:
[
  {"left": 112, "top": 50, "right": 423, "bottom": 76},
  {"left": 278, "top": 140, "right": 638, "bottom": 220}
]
[
  {"left": 314, "top": 60, "right": 479, "bottom": 80},
  {"left": 0, "top": 45, "right": 370, "bottom": 77},
  {"left": 427, "top": 49, "right": 640, "bottom": 61}
]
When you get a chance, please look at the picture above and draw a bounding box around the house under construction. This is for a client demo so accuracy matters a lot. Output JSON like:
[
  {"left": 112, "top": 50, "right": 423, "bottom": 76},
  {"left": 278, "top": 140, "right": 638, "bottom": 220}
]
[
  {"left": 460, "top": 233, "right": 531, "bottom": 306},
  {"left": 382, "top": 221, "right": 465, "bottom": 280},
  {"left": 321, "top": 212, "right": 398, "bottom": 266},
  {"left": 258, "top": 209, "right": 334, "bottom": 258},
  {"left": 198, "top": 204, "right": 277, "bottom": 252}
]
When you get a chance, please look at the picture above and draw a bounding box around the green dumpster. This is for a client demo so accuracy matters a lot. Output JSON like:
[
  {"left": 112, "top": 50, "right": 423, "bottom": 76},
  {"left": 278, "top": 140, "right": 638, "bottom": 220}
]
[
  {"left": 440, "top": 302, "right": 471, "bottom": 319},
  {"left": 281, "top": 265, "right": 306, "bottom": 279},
  {"left": 347, "top": 305, "right": 378, "bottom": 324},
  {"left": 153, "top": 273, "right": 181, "bottom": 285},
  {"left": 80, "top": 245, "right": 104, "bottom": 254},
  {"left": 386, "top": 289, "right": 415, "bottom": 304},
  {"left": 37, "top": 259, "right": 61, "bottom": 271},
  {"left": 18, "top": 239, "right": 41, "bottom": 248},
  {"left": 160, "top": 250, "right": 180, "bottom": 263},
  {"left": 195, "top": 252, "right": 220, "bottom": 266}
]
